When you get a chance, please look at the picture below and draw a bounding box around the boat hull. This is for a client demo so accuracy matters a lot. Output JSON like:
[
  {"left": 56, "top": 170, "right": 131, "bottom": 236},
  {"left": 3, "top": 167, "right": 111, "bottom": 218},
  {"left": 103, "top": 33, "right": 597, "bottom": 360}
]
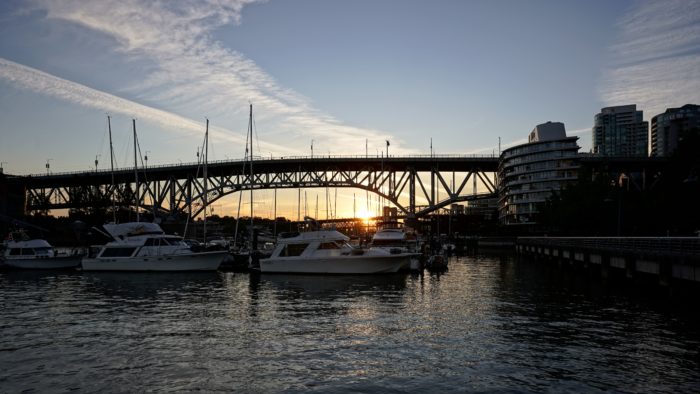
[
  {"left": 258, "top": 254, "right": 415, "bottom": 274},
  {"left": 2, "top": 256, "right": 82, "bottom": 270},
  {"left": 81, "top": 251, "right": 227, "bottom": 271}
]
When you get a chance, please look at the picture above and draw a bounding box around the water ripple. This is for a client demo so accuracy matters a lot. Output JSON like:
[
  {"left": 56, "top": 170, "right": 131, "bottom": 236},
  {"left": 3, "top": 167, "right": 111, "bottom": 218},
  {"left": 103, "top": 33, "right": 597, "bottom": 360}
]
[{"left": 1, "top": 256, "right": 699, "bottom": 392}]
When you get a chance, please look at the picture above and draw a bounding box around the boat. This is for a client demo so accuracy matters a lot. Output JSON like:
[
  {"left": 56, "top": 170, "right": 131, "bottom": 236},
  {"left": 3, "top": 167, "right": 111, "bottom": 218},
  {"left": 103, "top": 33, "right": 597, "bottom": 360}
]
[
  {"left": 369, "top": 219, "right": 423, "bottom": 271},
  {"left": 425, "top": 254, "right": 448, "bottom": 272},
  {"left": 81, "top": 222, "right": 227, "bottom": 271},
  {"left": 224, "top": 229, "right": 275, "bottom": 271},
  {"left": 1, "top": 230, "right": 82, "bottom": 270},
  {"left": 258, "top": 219, "right": 419, "bottom": 274}
]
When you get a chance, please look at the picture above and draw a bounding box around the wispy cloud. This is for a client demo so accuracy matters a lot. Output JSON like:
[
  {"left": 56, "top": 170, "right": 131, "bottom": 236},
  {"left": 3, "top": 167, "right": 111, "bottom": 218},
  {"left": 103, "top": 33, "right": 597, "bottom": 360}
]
[
  {"left": 599, "top": 0, "right": 700, "bottom": 118},
  {"left": 13, "top": 0, "right": 413, "bottom": 155},
  {"left": 0, "top": 57, "right": 296, "bottom": 156}
]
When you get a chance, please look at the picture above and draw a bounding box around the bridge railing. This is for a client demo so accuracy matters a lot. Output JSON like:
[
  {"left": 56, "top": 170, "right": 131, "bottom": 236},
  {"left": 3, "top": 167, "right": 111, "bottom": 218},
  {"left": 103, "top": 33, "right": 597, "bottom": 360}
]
[{"left": 23, "top": 153, "right": 499, "bottom": 177}]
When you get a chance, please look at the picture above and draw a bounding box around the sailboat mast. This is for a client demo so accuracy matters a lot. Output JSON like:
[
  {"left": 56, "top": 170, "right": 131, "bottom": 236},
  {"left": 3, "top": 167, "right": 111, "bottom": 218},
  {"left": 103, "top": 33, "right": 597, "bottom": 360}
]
[
  {"left": 203, "top": 119, "right": 209, "bottom": 243},
  {"left": 249, "top": 104, "right": 254, "bottom": 229},
  {"left": 133, "top": 119, "right": 139, "bottom": 222},
  {"left": 108, "top": 115, "right": 116, "bottom": 223}
]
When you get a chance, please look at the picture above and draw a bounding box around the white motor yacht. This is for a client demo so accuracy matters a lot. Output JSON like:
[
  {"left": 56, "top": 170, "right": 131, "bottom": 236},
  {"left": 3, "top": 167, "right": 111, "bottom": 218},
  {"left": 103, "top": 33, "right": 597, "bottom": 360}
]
[
  {"left": 370, "top": 221, "right": 422, "bottom": 271},
  {"left": 2, "top": 231, "right": 82, "bottom": 270},
  {"left": 259, "top": 229, "right": 418, "bottom": 274},
  {"left": 81, "top": 222, "right": 227, "bottom": 271}
]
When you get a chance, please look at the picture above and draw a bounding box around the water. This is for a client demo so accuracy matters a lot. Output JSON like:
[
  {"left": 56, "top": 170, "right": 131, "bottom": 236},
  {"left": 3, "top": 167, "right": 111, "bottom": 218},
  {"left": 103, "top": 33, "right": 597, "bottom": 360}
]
[{"left": 1, "top": 254, "right": 699, "bottom": 392}]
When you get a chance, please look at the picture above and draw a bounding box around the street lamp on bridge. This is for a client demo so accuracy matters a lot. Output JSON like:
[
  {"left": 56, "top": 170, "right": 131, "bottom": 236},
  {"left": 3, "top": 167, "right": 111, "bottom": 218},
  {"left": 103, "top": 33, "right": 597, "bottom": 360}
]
[
  {"left": 45, "top": 158, "right": 52, "bottom": 175},
  {"left": 94, "top": 154, "right": 100, "bottom": 172}
]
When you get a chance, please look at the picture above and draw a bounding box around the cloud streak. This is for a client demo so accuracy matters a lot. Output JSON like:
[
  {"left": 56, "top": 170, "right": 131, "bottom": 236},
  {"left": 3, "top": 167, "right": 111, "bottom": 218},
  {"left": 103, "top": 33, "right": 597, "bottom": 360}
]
[
  {"left": 0, "top": 57, "right": 296, "bottom": 156},
  {"left": 15, "top": 0, "right": 413, "bottom": 155},
  {"left": 599, "top": 0, "right": 700, "bottom": 119}
]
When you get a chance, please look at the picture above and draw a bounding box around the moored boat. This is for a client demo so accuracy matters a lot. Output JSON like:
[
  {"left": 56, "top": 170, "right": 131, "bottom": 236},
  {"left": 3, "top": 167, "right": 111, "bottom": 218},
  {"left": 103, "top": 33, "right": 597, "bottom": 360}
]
[
  {"left": 370, "top": 220, "right": 422, "bottom": 271},
  {"left": 259, "top": 225, "right": 419, "bottom": 274},
  {"left": 81, "top": 222, "right": 227, "bottom": 271},
  {"left": 2, "top": 231, "right": 82, "bottom": 270}
]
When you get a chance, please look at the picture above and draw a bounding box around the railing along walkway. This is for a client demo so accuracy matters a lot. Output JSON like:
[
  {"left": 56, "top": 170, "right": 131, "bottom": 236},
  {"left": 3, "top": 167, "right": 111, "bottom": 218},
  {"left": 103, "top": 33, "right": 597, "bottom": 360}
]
[{"left": 518, "top": 237, "right": 700, "bottom": 258}]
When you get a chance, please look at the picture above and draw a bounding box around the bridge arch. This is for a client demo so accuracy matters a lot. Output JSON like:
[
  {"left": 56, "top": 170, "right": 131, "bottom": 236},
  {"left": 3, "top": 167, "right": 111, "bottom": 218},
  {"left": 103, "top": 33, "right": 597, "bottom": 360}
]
[{"left": 17, "top": 156, "right": 499, "bottom": 219}]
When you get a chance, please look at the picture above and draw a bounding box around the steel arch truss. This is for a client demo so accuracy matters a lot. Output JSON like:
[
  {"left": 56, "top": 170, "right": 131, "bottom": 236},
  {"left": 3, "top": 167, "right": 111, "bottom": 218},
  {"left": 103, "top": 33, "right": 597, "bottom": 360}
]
[{"left": 23, "top": 160, "right": 497, "bottom": 218}]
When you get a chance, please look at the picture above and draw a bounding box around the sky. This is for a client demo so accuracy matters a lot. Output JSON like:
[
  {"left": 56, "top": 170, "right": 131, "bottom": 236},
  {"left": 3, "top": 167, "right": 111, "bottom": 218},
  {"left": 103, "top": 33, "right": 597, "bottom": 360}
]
[{"left": 0, "top": 0, "right": 698, "bottom": 218}]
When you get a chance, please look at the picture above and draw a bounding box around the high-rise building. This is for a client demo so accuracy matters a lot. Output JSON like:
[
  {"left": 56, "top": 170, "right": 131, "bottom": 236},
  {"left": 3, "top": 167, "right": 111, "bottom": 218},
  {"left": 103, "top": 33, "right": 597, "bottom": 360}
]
[
  {"left": 498, "top": 122, "right": 580, "bottom": 225},
  {"left": 650, "top": 104, "right": 700, "bottom": 157},
  {"left": 592, "top": 105, "right": 648, "bottom": 156}
]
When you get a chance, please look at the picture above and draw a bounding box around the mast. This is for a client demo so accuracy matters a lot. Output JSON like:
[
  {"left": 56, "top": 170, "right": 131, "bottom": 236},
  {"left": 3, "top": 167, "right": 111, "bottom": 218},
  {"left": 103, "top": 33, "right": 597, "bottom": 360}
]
[
  {"left": 108, "top": 115, "right": 116, "bottom": 223},
  {"left": 133, "top": 119, "right": 139, "bottom": 222},
  {"left": 353, "top": 192, "right": 356, "bottom": 220},
  {"left": 233, "top": 111, "right": 250, "bottom": 250},
  {"left": 203, "top": 118, "right": 209, "bottom": 243},
  {"left": 249, "top": 104, "right": 254, "bottom": 230}
]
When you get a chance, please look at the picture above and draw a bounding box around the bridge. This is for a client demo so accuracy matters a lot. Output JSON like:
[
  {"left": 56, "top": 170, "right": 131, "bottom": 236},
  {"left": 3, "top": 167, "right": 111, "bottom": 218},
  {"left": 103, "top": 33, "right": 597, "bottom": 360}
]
[
  {"left": 7, "top": 155, "right": 500, "bottom": 219},
  {"left": 3, "top": 154, "right": 669, "bottom": 220}
]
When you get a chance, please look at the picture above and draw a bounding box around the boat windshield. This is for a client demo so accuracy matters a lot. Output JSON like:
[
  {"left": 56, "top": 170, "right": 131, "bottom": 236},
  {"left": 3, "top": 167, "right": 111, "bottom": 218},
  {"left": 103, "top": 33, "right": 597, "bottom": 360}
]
[
  {"left": 372, "top": 239, "right": 406, "bottom": 247},
  {"left": 281, "top": 243, "right": 309, "bottom": 257},
  {"left": 8, "top": 247, "right": 53, "bottom": 256},
  {"left": 337, "top": 241, "right": 355, "bottom": 250},
  {"left": 34, "top": 247, "right": 54, "bottom": 255},
  {"left": 100, "top": 247, "right": 137, "bottom": 257},
  {"left": 9, "top": 248, "right": 33, "bottom": 256},
  {"left": 143, "top": 237, "right": 184, "bottom": 246},
  {"left": 318, "top": 242, "right": 342, "bottom": 249}
]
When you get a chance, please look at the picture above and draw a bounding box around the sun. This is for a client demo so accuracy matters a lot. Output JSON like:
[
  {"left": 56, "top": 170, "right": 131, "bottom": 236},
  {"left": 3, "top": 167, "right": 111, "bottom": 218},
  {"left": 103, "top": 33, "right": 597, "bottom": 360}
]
[{"left": 356, "top": 209, "right": 373, "bottom": 224}]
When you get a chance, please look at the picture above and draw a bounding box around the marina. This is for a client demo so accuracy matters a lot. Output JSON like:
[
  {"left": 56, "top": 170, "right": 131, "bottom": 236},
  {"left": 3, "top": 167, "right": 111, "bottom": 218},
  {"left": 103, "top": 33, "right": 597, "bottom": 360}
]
[
  {"left": 1, "top": 1, "right": 699, "bottom": 391},
  {"left": 1, "top": 253, "right": 699, "bottom": 392}
]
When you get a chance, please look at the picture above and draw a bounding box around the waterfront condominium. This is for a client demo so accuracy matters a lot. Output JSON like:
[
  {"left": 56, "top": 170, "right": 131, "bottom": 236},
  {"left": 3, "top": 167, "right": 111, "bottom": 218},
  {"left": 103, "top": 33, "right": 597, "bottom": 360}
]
[
  {"left": 592, "top": 105, "right": 649, "bottom": 156},
  {"left": 497, "top": 122, "right": 580, "bottom": 225},
  {"left": 650, "top": 104, "right": 700, "bottom": 157}
]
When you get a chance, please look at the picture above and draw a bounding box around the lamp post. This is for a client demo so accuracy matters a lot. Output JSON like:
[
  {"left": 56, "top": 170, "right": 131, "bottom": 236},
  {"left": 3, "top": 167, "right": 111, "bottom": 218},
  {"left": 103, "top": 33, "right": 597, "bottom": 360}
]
[
  {"left": 94, "top": 154, "right": 100, "bottom": 172},
  {"left": 311, "top": 140, "right": 314, "bottom": 158},
  {"left": 145, "top": 151, "right": 150, "bottom": 168},
  {"left": 386, "top": 140, "right": 390, "bottom": 157},
  {"left": 0, "top": 161, "right": 6, "bottom": 174},
  {"left": 45, "top": 158, "right": 52, "bottom": 175}
]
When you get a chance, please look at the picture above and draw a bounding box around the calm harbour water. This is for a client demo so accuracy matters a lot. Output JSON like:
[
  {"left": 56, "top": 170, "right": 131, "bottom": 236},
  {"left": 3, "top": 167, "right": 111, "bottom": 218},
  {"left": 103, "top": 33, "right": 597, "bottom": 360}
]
[{"left": 1, "top": 254, "right": 699, "bottom": 393}]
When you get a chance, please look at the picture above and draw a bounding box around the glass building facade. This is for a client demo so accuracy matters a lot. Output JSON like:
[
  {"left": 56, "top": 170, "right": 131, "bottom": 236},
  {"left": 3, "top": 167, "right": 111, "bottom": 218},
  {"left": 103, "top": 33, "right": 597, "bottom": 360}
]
[
  {"left": 650, "top": 104, "right": 700, "bottom": 157},
  {"left": 593, "top": 105, "right": 648, "bottom": 157}
]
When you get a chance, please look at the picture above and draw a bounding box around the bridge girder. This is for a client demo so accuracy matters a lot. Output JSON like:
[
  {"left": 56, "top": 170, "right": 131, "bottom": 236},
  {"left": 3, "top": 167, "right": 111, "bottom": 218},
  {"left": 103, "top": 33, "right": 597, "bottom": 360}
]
[{"left": 19, "top": 156, "right": 499, "bottom": 218}]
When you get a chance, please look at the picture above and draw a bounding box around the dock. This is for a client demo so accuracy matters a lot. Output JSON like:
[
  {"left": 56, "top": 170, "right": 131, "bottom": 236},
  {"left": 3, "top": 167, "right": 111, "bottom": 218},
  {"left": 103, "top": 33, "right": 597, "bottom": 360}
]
[{"left": 516, "top": 237, "right": 700, "bottom": 286}]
